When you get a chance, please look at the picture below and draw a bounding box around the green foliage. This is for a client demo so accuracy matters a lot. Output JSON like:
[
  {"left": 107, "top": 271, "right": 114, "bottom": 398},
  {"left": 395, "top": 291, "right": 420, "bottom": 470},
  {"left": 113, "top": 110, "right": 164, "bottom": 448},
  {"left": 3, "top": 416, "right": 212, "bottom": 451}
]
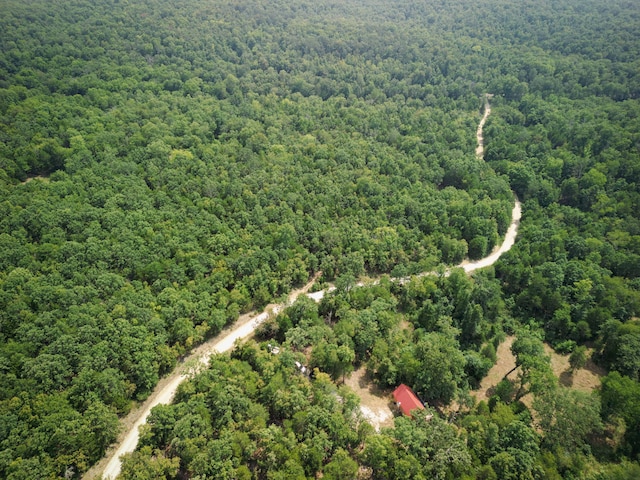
[
  {"left": 411, "top": 332, "right": 466, "bottom": 405},
  {"left": 600, "top": 372, "right": 640, "bottom": 456},
  {"left": 120, "top": 351, "right": 364, "bottom": 479},
  {"left": 323, "top": 448, "right": 359, "bottom": 480},
  {"left": 464, "top": 350, "right": 493, "bottom": 389},
  {"left": 598, "top": 320, "right": 640, "bottom": 380},
  {"left": 569, "top": 345, "right": 588, "bottom": 372},
  {"left": 310, "top": 342, "right": 355, "bottom": 382},
  {"left": 586, "top": 461, "right": 640, "bottom": 480},
  {"left": 480, "top": 5, "right": 640, "bottom": 460},
  {"left": 462, "top": 402, "right": 544, "bottom": 480},
  {"left": 118, "top": 446, "right": 180, "bottom": 480},
  {"left": 534, "top": 387, "right": 602, "bottom": 453},
  {"left": 0, "top": 0, "right": 520, "bottom": 471},
  {"left": 390, "top": 410, "right": 472, "bottom": 479},
  {"left": 0, "top": 0, "right": 639, "bottom": 476}
]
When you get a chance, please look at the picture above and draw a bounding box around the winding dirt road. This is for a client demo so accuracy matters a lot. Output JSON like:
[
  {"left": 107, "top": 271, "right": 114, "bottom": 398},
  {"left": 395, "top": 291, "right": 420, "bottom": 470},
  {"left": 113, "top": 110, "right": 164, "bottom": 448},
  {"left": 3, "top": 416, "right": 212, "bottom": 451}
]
[{"left": 89, "top": 94, "right": 518, "bottom": 480}]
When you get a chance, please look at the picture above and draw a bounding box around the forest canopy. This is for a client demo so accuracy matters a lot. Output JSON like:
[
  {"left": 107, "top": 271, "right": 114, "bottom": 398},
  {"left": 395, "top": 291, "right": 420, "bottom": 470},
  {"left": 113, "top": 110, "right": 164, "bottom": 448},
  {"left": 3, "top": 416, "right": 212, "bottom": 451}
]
[{"left": 0, "top": 0, "right": 639, "bottom": 479}]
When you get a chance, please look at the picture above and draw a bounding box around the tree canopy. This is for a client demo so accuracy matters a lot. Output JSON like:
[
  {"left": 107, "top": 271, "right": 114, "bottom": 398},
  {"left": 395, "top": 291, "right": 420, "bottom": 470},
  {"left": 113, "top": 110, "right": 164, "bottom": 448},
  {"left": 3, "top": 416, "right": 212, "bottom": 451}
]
[{"left": 0, "top": 0, "right": 639, "bottom": 478}]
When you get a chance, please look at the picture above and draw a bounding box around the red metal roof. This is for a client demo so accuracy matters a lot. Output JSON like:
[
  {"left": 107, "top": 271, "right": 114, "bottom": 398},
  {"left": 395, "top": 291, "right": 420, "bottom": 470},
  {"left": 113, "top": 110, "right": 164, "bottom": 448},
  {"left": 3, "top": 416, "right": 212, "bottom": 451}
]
[{"left": 393, "top": 384, "right": 424, "bottom": 417}]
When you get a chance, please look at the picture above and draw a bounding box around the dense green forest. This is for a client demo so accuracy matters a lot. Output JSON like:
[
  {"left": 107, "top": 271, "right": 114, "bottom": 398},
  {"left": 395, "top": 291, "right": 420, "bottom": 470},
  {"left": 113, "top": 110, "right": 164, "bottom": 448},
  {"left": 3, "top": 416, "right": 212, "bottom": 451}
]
[{"left": 0, "top": 0, "right": 639, "bottom": 478}]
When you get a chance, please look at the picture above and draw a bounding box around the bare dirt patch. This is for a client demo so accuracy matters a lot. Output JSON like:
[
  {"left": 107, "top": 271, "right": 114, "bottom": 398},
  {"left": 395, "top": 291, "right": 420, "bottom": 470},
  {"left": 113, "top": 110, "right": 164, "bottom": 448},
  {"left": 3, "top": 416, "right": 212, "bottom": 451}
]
[
  {"left": 344, "top": 367, "right": 394, "bottom": 431},
  {"left": 20, "top": 175, "right": 50, "bottom": 184}
]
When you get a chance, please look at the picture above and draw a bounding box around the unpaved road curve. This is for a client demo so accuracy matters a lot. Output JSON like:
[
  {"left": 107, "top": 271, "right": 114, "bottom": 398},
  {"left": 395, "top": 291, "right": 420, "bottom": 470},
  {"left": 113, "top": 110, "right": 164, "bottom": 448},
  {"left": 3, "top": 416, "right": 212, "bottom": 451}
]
[
  {"left": 90, "top": 94, "right": 518, "bottom": 480},
  {"left": 460, "top": 199, "right": 521, "bottom": 274}
]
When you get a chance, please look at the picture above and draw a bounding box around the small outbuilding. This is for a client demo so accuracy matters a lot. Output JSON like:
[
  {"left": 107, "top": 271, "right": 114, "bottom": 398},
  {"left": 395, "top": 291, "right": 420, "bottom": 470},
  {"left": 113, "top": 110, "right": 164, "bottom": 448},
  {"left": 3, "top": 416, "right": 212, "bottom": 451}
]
[{"left": 393, "top": 384, "right": 424, "bottom": 417}]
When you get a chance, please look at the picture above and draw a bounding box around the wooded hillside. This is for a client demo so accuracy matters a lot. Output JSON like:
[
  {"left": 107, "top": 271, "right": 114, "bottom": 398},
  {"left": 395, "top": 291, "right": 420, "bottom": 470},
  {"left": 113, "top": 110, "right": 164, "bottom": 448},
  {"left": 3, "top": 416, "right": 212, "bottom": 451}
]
[{"left": 0, "top": 0, "right": 639, "bottom": 478}]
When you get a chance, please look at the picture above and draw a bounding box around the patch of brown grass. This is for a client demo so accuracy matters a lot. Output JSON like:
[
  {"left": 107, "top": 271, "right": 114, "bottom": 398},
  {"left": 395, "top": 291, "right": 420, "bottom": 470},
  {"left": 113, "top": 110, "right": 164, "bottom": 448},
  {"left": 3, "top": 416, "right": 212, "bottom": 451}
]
[
  {"left": 471, "top": 336, "right": 605, "bottom": 406},
  {"left": 545, "top": 344, "right": 605, "bottom": 392},
  {"left": 472, "top": 336, "right": 516, "bottom": 402}
]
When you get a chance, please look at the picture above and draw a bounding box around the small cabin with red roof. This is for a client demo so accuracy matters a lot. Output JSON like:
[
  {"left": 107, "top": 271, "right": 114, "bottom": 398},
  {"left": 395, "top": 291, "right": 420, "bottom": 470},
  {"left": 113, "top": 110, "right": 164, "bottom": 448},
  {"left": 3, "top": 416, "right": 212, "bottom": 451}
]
[{"left": 393, "top": 384, "right": 424, "bottom": 417}]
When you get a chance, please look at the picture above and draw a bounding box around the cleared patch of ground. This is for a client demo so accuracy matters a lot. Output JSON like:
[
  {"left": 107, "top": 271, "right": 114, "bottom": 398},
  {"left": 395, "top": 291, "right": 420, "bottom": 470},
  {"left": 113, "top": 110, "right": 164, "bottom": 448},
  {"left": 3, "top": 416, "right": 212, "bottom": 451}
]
[
  {"left": 344, "top": 367, "right": 394, "bottom": 431},
  {"left": 544, "top": 343, "right": 605, "bottom": 392},
  {"left": 20, "top": 175, "right": 49, "bottom": 184},
  {"left": 471, "top": 336, "right": 605, "bottom": 405},
  {"left": 472, "top": 336, "right": 516, "bottom": 402}
]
